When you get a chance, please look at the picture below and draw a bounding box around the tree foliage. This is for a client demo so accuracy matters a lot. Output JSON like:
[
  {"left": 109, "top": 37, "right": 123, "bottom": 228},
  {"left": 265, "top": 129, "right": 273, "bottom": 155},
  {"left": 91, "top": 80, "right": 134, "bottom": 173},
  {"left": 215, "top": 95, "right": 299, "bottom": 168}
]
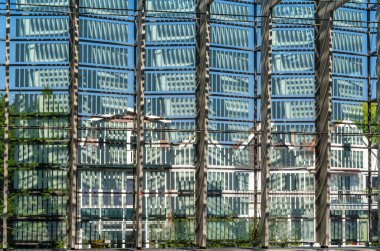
[{"left": 356, "top": 102, "right": 378, "bottom": 144}]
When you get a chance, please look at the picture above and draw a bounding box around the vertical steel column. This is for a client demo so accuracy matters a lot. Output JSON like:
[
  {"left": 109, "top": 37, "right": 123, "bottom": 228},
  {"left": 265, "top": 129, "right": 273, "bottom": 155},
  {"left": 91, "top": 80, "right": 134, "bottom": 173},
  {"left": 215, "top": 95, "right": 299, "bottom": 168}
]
[
  {"left": 2, "top": 0, "right": 10, "bottom": 249},
  {"left": 314, "top": 0, "right": 348, "bottom": 247},
  {"left": 195, "top": 0, "right": 211, "bottom": 248},
  {"left": 68, "top": 0, "right": 79, "bottom": 249},
  {"left": 376, "top": 0, "right": 380, "bottom": 242},
  {"left": 366, "top": 3, "right": 372, "bottom": 245},
  {"left": 315, "top": 3, "right": 332, "bottom": 247},
  {"left": 253, "top": 2, "right": 258, "bottom": 243},
  {"left": 135, "top": 0, "right": 146, "bottom": 248},
  {"left": 260, "top": 0, "right": 280, "bottom": 247}
]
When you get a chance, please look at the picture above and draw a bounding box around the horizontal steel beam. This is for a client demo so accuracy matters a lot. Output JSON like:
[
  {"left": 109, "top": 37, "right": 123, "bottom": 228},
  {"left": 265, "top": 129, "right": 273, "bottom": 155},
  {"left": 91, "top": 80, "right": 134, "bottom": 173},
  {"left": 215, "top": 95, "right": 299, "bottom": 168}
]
[{"left": 317, "top": 0, "right": 350, "bottom": 17}]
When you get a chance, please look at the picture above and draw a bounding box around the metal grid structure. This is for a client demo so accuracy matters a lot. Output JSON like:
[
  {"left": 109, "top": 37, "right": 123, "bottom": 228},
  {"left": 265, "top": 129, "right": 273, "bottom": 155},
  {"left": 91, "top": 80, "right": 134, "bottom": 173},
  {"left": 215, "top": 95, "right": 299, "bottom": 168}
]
[{"left": 0, "top": 0, "right": 379, "bottom": 249}]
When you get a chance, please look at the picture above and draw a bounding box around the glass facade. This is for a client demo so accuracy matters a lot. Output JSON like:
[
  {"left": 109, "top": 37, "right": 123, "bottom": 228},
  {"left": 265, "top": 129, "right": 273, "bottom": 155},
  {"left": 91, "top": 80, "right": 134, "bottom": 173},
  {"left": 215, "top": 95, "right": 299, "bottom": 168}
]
[
  {"left": 77, "top": 0, "right": 135, "bottom": 247},
  {"left": 270, "top": 2, "right": 316, "bottom": 244},
  {"left": 0, "top": 0, "right": 378, "bottom": 249}
]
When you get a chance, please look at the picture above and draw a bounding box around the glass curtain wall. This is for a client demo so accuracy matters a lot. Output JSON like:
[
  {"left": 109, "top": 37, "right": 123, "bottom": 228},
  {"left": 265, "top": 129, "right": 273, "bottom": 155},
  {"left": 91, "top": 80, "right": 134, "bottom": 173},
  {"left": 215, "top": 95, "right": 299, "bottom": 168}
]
[
  {"left": 0, "top": 0, "right": 379, "bottom": 248},
  {"left": 143, "top": 0, "right": 196, "bottom": 246},
  {"left": 266, "top": 0, "right": 379, "bottom": 246},
  {"left": 76, "top": 0, "right": 135, "bottom": 248},
  {"left": 7, "top": 0, "right": 70, "bottom": 248},
  {"left": 269, "top": 1, "right": 315, "bottom": 245},
  {"left": 269, "top": 1, "right": 316, "bottom": 245},
  {"left": 207, "top": 0, "right": 257, "bottom": 247},
  {"left": 330, "top": 1, "right": 377, "bottom": 245}
]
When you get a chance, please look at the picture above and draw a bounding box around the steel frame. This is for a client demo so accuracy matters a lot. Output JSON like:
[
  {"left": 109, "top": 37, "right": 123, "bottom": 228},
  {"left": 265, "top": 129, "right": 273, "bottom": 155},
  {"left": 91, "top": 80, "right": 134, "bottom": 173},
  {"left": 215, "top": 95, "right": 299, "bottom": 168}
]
[
  {"left": 377, "top": 0, "right": 380, "bottom": 243},
  {"left": 366, "top": 3, "right": 373, "bottom": 245},
  {"left": 260, "top": 0, "right": 281, "bottom": 247},
  {"left": 68, "top": 0, "right": 80, "bottom": 249},
  {"left": 253, "top": 2, "right": 259, "bottom": 242},
  {"left": 2, "top": 0, "right": 10, "bottom": 249},
  {"left": 195, "top": 0, "right": 211, "bottom": 248},
  {"left": 0, "top": 0, "right": 379, "bottom": 249},
  {"left": 135, "top": 0, "right": 146, "bottom": 248},
  {"left": 314, "top": 0, "right": 349, "bottom": 247}
]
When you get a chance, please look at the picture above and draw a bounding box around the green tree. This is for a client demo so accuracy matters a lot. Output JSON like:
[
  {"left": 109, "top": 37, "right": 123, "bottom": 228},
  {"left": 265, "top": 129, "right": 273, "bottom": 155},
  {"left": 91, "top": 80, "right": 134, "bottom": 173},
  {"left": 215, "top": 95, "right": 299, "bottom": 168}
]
[{"left": 356, "top": 102, "right": 378, "bottom": 144}]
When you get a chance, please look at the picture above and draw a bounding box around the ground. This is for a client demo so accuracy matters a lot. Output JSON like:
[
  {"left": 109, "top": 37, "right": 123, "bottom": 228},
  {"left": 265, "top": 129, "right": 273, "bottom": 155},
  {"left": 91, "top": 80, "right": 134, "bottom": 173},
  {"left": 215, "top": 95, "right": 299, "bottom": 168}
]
[{"left": 11, "top": 248, "right": 380, "bottom": 251}]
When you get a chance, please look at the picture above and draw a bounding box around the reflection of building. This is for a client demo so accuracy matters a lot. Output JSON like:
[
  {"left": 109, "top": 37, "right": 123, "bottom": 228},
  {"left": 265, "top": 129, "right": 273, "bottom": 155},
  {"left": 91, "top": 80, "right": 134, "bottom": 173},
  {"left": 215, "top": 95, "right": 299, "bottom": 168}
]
[
  {"left": 330, "top": 122, "right": 377, "bottom": 245},
  {"left": 0, "top": 0, "right": 378, "bottom": 249},
  {"left": 77, "top": 110, "right": 178, "bottom": 248},
  {"left": 269, "top": 121, "right": 378, "bottom": 245},
  {"left": 77, "top": 116, "right": 134, "bottom": 248}
]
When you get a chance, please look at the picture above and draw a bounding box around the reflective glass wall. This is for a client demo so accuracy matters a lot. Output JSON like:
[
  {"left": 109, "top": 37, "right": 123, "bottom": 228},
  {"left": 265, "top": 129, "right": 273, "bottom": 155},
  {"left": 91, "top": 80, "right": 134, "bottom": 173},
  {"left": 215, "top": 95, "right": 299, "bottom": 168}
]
[
  {"left": 269, "top": 1, "right": 316, "bottom": 245},
  {"left": 143, "top": 0, "right": 196, "bottom": 246},
  {"left": 0, "top": 0, "right": 378, "bottom": 249},
  {"left": 208, "top": 0, "right": 257, "bottom": 247},
  {"left": 330, "top": 2, "right": 376, "bottom": 245},
  {"left": 76, "top": 0, "right": 135, "bottom": 248},
  {"left": 7, "top": 0, "right": 70, "bottom": 247},
  {"left": 267, "top": 0, "right": 379, "bottom": 246}
]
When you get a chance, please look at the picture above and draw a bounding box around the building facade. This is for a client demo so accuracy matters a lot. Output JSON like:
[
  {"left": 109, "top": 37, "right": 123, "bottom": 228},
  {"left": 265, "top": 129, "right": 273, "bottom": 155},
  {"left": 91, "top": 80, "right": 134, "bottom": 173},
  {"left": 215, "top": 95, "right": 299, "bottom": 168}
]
[{"left": 0, "top": 0, "right": 378, "bottom": 249}]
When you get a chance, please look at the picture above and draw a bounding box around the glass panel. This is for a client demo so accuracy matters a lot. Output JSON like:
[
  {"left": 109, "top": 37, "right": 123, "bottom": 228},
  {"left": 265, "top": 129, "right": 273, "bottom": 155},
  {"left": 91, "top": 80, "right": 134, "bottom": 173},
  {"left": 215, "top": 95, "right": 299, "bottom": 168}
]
[
  {"left": 7, "top": 2, "right": 70, "bottom": 248},
  {"left": 76, "top": 0, "right": 136, "bottom": 247}
]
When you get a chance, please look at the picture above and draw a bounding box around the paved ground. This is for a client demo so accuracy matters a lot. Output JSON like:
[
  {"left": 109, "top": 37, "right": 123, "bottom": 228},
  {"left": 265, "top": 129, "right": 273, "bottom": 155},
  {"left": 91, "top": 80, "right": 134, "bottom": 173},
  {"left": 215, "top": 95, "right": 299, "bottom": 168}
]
[
  {"left": 12, "top": 248, "right": 380, "bottom": 251},
  {"left": 135, "top": 248, "right": 380, "bottom": 251},
  {"left": 132, "top": 248, "right": 380, "bottom": 251}
]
